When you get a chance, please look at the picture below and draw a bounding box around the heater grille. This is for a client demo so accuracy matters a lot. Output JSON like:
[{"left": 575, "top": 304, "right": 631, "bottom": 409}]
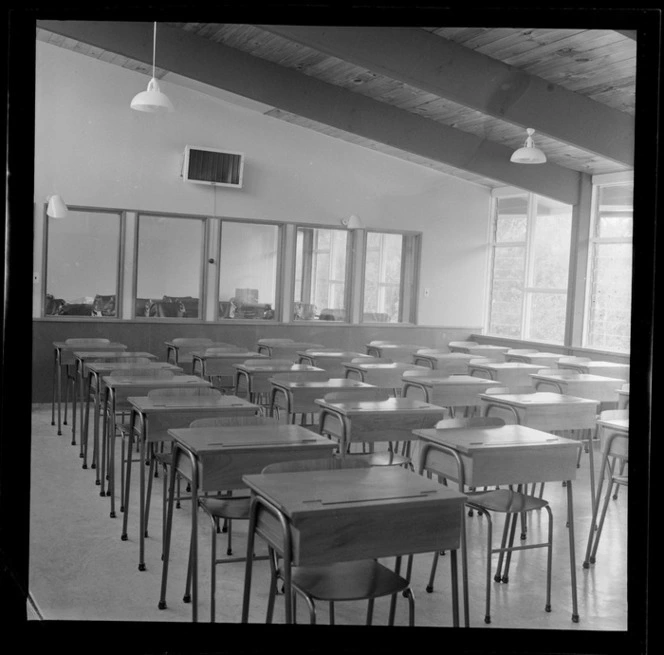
[{"left": 182, "top": 146, "right": 244, "bottom": 188}]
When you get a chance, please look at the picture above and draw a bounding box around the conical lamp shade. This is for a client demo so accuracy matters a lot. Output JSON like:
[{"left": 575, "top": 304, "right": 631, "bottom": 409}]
[
  {"left": 131, "top": 77, "right": 174, "bottom": 113},
  {"left": 46, "top": 195, "right": 68, "bottom": 219},
  {"left": 342, "top": 214, "right": 363, "bottom": 229}
]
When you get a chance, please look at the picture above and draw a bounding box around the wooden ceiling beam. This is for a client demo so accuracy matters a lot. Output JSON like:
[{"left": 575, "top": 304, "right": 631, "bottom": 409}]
[
  {"left": 259, "top": 25, "right": 634, "bottom": 167},
  {"left": 37, "top": 20, "right": 581, "bottom": 204}
]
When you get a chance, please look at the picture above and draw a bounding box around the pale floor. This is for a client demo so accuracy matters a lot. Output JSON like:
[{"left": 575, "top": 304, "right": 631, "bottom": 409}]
[{"left": 28, "top": 405, "right": 628, "bottom": 634}]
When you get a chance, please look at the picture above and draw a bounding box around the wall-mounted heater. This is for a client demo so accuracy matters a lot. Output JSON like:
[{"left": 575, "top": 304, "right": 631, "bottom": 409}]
[{"left": 182, "top": 145, "right": 244, "bottom": 188}]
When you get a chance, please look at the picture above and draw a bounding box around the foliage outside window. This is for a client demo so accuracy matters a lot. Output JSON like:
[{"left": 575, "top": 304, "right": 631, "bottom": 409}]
[
  {"left": 135, "top": 214, "right": 204, "bottom": 319},
  {"left": 44, "top": 208, "right": 121, "bottom": 317},
  {"left": 487, "top": 193, "right": 572, "bottom": 344},
  {"left": 218, "top": 221, "right": 279, "bottom": 320},
  {"left": 294, "top": 227, "right": 349, "bottom": 321},
  {"left": 584, "top": 182, "right": 633, "bottom": 353}
]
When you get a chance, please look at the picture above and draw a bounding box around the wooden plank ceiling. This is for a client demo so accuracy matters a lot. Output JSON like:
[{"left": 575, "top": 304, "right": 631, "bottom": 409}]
[{"left": 36, "top": 22, "right": 636, "bottom": 198}]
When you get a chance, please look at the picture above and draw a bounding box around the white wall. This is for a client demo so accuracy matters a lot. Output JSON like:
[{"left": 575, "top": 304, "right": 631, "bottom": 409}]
[{"left": 34, "top": 40, "right": 491, "bottom": 326}]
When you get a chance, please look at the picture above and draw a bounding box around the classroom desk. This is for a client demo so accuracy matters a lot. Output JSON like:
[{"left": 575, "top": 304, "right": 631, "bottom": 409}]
[
  {"left": 504, "top": 352, "right": 565, "bottom": 366},
  {"left": 455, "top": 345, "right": 510, "bottom": 361},
  {"left": 51, "top": 341, "right": 127, "bottom": 437},
  {"left": 191, "top": 351, "right": 266, "bottom": 389},
  {"left": 557, "top": 360, "right": 630, "bottom": 381},
  {"left": 297, "top": 350, "right": 370, "bottom": 377},
  {"left": 582, "top": 416, "right": 629, "bottom": 568},
  {"left": 240, "top": 466, "right": 467, "bottom": 625},
  {"left": 257, "top": 342, "right": 325, "bottom": 360},
  {"left": 343, "top": 361, "right": 429, "bottom": 392},
  {"left": 411, "top": 352, "right": 475, "bottom": 371},
  {"left": 480, "top": 391, "right": 600, "bottom": 513},
  {"left": 364, "top": 343, "right": 426, "bottom": 361},
  {"left": 468, "top": 361, "right": 543, "bottom": 388},
  {"left": 414, "top": 424, "right": 581, "bottom": 624},
  {"left": 255, "top": 338, "right": 295, "bottom": 355},
  {"left": 269, "top": 377, "right": 375, "bottom": 424},
  {"left": 124, "top": 394, "right": 260, "bottom": 571},
  {"left": 80, "top": 361, "right": 182, "bottom": 475},
  {"left": 530, "top": 372, "right": 627, "bottom": 403},
  {"left": 233, "top": 362, "right": 327, "bottom": 403},
  {"left": 101, "top": 374, "right": 212, "bottom": 515},
  {"left": 401, "top": 374, "right": 498, "bottom": 416},
  {"left": 74, "top": 351, "right": 157, "bottom": 447},
  {"left": 160, "top": 424, "right": 337, "bottom": 622},
  {"left": 316, "top": 396, "right": 448, "bottom": 455}
]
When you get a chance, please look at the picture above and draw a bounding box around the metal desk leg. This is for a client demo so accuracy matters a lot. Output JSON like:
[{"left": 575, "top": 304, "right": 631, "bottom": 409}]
[
  {"left": 450, "top": 549, "right": 460, "bottom": 628},
  {"left": 52, "top": 348, "right": 58, "bottom": 430},
  {"left": 121, "top": 411, "right": 137, "bottom": 541},
  {"left": 158, "top": 443, "right": 180, "bottom": 612},
  {"left": 566, "top": 480, "right": 580, "bottom": 623},
  {"left": 139, "top": 418, "right": 147, "bottom": 571}
]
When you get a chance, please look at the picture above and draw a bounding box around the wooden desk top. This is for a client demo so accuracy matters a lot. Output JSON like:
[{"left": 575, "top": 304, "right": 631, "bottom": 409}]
[
  {"left": 559, "top": 361, "right": 630, "bottom": 371},
  {"left": 470, "top": 362, "right": 542, "bottom": 372},
  {"left": 315, "top": 396, "right": 446, "bottom": 416},
  {"left": 402, "top": 374, "right": 498, "bottom": 388},
  {"left": 53, "top": 341, "right": 127, "bottom": 350},
  {"left": 531, "top": 372, "right": 626, "bottom": 384},
  {"left": 129, "top": 395, "right": 259, "bottom": 412},
  {"left": 596, "top": 418, "right": 629, "bottom": 433},
  {"left": 73, "top": 351, "right": 156, "bottom": 360},
  {"left": 415, "top": 423, "right": 581, "bottom": 455},
  {"left": 234, "top": 363, "right": 325, "bottom": 374},
  {"left": 479, "top": 391, "right": 598, "bottom": 408},
  {"left": 103, "top": 375, "right": 209, "bottom": 388},
  {"left": 298, "top": 350, "right": 369, "bottom": 359},
  {"left": 414, "top": 352, "right": 475, "bottom": 361},
  {"left": 454, "top": 344, "right": 509, "bottom": 354},
  {"left": 169, "top": 424, "right": 331, "bottom": 453},
  {"left": 270, "top": 378, "right": 373, "bottom": 390},
  {"left": 243, "top": 466, "right": 466, "bottom": 520},
  {"left": 87, "top": 362, "right": 182, "bottom": 374},
  {"left": 365, "top": 343, "right": 425, "bottom": 351},
  {"left": 509, "top": 352, "right": 564, "bottom": 362},
  {"left": 190, "top": 350, "right": 264, "bottom": 359},
  {"left": 344, "top": 361, "right": 427, "bottom": 371}
]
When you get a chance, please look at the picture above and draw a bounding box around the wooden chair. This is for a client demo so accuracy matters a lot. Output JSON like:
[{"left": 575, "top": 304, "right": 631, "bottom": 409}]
[
  {"left": 269, "top": 370, "right": 331, "bottom": 424},
  {"left": 179, "top": 415, "right": 280, "bottom": 622},
  {"left": 235, "top": 359, "right": 294, "bottom": 407},
  {"left": 582, "top": 409, "right": 628, "bottom": 569},
  {"left": 419, "top": 417, "right": 553, "bottom": 625},
  {"left": 253, "top": 456, "right": 415, "bottom": 625},
  {"left": 167, "top": 337, "right": 214, "bottom": 372}
]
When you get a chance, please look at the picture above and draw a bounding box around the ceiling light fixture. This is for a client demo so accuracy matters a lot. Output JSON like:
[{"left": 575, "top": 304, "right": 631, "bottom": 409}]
[
  {"left": 341, "top": 214, "right": 362, "bottom": 229},
  {"left": 510, "top": 128, "right": 547, "bottom": 164},
  {"left": 46, "top": 194, "right": 68, "bottom": 219},
  {"left": 130, "top": 22, "right": 174, "bottom": 113}
]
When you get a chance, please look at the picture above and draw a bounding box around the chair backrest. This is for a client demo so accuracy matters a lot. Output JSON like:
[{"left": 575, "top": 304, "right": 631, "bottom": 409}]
[
  {"left": 189, "top": 415, "right": 278, "bottom": 428},
  {"left": 448, "top": 340, "right": 478, "bottom": 349},
  {"left": 270, "top": 371, "right": 331, "bottom": 382},
  {"left": 435, "top": 417, "right": 505, "bottom": 429},
  {"left": 109, "top": 368, "right": 175, "bottom": 379},
  {"left": 599, "top": 408, "right": 629, "bottom": 422},
  {"left": 147, "top": 387, "right": 222, "bottom": 400},
  {"left": 65, "top": 338, "right": 111, "bottom": 345},
  {"left": 261, "top": 455, "right": 372, "bottom": 475},
  {"left": 323, "top": 389, "right": 391, "bottom": 404}
]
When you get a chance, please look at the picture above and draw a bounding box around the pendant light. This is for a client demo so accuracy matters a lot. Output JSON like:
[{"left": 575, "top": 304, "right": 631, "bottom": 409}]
[
  {"left": 341, "top": 214, "right": 363, "bottom": 229},
  {"left": 46, "top": 194, "right": 68, "bottom": 219},
  {"left": 130, "top": 22, "right": 174, "bottom": 113},
  {"left": 510, "top": 128, "right": 546, "bottom": 164}
]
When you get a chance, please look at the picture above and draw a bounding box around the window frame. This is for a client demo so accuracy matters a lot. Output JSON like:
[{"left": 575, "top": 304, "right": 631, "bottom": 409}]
[
  {"left": 582, "top": 176, "right": 633, "bottom": 352},
  {"left": 41, "top": 204, "right": 125, "bottom": 319}
]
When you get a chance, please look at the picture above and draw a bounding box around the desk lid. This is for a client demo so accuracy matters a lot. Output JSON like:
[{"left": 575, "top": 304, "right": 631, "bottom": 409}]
[{"left": 479, "top": 391, "right": 599, "bottom": 407}]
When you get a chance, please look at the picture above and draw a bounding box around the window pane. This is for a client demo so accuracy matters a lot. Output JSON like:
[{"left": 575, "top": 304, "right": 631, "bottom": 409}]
[
  {"left": 525, "top": 292, "right": 567, "bottom": 344},
  {"left": 597, "top": 185, "right": 633, "bottom": 238},
  {"left": 488, "top": 246, "right": 525, "bottom": 337},
  {"left": 45, "top": 209, "right": 120, "bottom": 317},
  {"left": 136, "top": 215, "right": 203, "bottom": 318},
  {"left": 219, "top": 222, "right": 279, "bottom": 320},
  {"left": 363, "top": 232, "right": 403, "bottom": 323},
  {"left": 293, "top": 227, "right": 348, "bottom": 321},
  {"left": 495, "top": 196, "right": 528, "bottom": 242},
  {"left": 531, "top": 198, "right": 572, "bottom": 289},
  {"left": 586, "top": 242, "right": 632, "bottom": 352}
]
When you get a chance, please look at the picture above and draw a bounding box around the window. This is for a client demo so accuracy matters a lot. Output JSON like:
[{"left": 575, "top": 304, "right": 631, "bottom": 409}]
[
  {"left": 135, "top": 214, "right": 204, "bottom": 319},
  {"left": 363, "top": 231, "right": 419, "bottom": 323},
  {"left": 584, "top": 182, "right": 633, "bottom": 353},
  {"left": 294, "top": 227, "right": 349, "bottom": 321},
  {"left": 218, "top": 221, "right": 279, "bottom": 320},
  {"left": 487, "top": 193, "right": 572, "bottom": 344},
  {"left": 43, "top": 207, "right": 121, "bottom": 317}
]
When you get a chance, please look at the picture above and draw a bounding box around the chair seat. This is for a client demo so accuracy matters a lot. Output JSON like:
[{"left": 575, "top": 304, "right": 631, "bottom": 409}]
[
  {"left": 612, "top": 475, "right": 629, "bottom": 486},
  {"left": 467, "top": 488, "right": 549, "bottom": 513},
  {"left": 289, "top": 559, "right": 410, "bottom": 602},
  {"left": 199, "top": 496, "right": 252, "bottom": 520}
]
